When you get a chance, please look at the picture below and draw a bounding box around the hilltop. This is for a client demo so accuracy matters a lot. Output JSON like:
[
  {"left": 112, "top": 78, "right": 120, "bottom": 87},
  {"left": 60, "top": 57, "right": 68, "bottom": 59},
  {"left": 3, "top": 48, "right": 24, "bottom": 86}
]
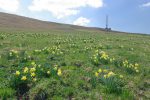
[{"left": 0, "top": 12, "right": 105, "bottom": 32}]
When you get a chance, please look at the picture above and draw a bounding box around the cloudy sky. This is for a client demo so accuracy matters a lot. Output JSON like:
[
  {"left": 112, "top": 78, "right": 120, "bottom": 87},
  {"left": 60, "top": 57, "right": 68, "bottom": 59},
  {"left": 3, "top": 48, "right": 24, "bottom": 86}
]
[{"left": 0, "top": 0, "right": 150, "bottom": 34}]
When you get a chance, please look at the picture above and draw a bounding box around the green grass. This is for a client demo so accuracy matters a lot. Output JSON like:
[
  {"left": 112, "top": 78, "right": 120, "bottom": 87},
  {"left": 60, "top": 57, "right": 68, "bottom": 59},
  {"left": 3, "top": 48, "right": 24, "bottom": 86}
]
[{"left": 0, "top": 30, "right": 150, "bottom": 99}]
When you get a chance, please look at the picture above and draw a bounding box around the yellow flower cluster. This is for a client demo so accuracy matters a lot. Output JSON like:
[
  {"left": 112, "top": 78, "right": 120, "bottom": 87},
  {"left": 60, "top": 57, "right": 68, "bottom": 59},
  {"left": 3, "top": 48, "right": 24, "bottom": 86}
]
[
  {"left": 31, "top": 73, "right": 36, "bottom": 77},
  {"left": 57, "top": 69, "right": 62, "bottom": 76},
  {"left": 95, "top": 68, "right": 123, "bottom": 79},
  {"left": 47, "top": 71, "right": 50, "bottom": 74},
  {"left": 10, "top": 50, "right": 18, "bottom": 55},
  {"left": 53, "top": 65, "right": 58, "bottom": 70},
  {"left": 30, "top": 67, "right": 36, "bottom": 73},
  {"left": 33, "top": 78, "right": 37, "bottom": 82},
  {"left": 92, "top": 50, "right": 115, "bottom": 65},
  {"left": 123, "top": 60, "right": 139, "bottom": 73},
  {"left": 51, "top": 46, "right": 63, "bottom": 55},
  {"left": 15, "top": 66, "right": 37, "bottom": 82},
  {"left": 109, "top": 58, "right": 115, "bottom": 63},
  {"left": 92, "top": 54, "right": 99, "bottom": 64},
  {"left": 31, "top": 61, "right": 36, "bottom": 67},
  {"left": 21, "top": 76, "right": 27, "bottom": 81},
  {"left": 15, "top": 71, "right": 20, "bottom": 76},
  {"left": 42, "top": 46, "right": 63, "bottom": 55},
  {"left": 14, "top": 64, "right": 63, "bottom": 83},
  {"left": 99, "top": 51, "right": 109, "bottom": 60},
  {"left": 9, "top": 50, "right": 19, "bottom": 58},
  {"left": 23, "top": 67, "right": 28, "bottom": 73}
]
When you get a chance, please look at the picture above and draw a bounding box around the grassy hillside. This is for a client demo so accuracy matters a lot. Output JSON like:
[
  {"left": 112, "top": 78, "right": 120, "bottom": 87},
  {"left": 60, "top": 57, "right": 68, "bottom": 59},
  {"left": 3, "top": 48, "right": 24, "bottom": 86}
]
[
  {"left": 0, "top": 13, "right": 150, "bottom": 100},
  {"left": 0, "top": 12, "right": 104, "bottom": 32},
  {"left": 0, "top": 30, "right": 150, "bottom": 100}
]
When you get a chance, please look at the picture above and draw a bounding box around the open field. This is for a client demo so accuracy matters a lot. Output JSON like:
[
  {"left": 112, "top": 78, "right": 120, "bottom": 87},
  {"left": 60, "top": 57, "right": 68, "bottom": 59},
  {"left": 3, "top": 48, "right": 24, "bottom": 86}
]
[
  {"left": 0, "top": 11, "right": 150, "bottom": 100},
  {"left": 0, "top": 29, "right": 150, "bottom": 99}
]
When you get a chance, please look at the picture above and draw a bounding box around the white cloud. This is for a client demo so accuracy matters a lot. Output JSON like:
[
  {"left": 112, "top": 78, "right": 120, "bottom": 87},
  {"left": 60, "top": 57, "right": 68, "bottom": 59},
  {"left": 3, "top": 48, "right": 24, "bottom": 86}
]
[
  {"left": 73, "top": 17, "right": 90, "bottom": 26},
  {"left": 141, "top": 2, "right": 150, "bottom": 7},
  {"left": 0, "top": 0, "right": 20, "bottom": 12},
  {"left": 28, "top": 0, "right": 104, "bottom": 19}
]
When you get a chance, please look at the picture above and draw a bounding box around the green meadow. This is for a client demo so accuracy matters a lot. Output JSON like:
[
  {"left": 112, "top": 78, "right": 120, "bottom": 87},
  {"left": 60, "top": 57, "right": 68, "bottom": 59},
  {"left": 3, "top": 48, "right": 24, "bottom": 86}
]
[{"left": 0, "top": 30, "right": 150, "bottom": 100}]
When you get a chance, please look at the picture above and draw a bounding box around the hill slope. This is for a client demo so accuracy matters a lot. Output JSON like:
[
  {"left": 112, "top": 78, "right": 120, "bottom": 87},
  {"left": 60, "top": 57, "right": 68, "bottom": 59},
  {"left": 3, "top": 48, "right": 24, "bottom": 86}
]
[
  {"left": 0, "top": 12, "right": 150, "bottom": 100},
  {"left": 0, "top": 12, "right": 104, "bottom": 32}
]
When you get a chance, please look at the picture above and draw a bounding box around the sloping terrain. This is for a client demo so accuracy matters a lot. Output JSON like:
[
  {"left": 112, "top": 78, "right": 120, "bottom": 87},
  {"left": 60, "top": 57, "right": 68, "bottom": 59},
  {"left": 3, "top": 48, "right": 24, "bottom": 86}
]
[
  {"left": 0, "top": 12, "right": 104, "bottom": 32},
  {"left": 0, "top": 12, "right": 150, "bottom": 100}
]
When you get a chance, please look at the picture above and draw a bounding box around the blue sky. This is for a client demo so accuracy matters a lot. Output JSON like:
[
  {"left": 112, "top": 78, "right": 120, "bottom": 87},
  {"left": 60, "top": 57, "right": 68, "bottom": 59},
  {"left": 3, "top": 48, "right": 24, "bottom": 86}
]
[{"left": 0, "top": 0, "right": 150, "bottom": 34}]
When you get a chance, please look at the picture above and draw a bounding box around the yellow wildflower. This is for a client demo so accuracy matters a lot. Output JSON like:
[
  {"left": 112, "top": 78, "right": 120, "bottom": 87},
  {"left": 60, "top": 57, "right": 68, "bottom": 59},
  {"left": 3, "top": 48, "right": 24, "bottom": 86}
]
[
  {"left": 23, "top": 67, "right": 28, "bottom": 73},
  {"left": 15, "top": 71, "right": 20, "bottom": 76},
  {"left": 110, "top": 59, "right": 113, "bottom": 62},
  {"left": 100, "top": 51, "right": 105, "bottom": 54},
  {"left": 98, "top": 69, "right": 102, "bottom": 73},
  {"left": 31, "top": 61, "right": 35, "bottom": 66},
  {"left": 21, "top": 76, "right": 27, "bottom": 81},
  {"left": 13, "top": 50, "right": 18, "bottom": 54},
  {"left": 47, "top": 71, "right": 50, "bottom": 74},
  {"left": 9, "top": 52, "right": 12, "bottom": 56},
  {"left": 123, "top": 63, "right": 126, "bottom": 67},
  {"left": 101, "top": 53, "right": 109, "bottom": 60},
  {"left": 104, "top": 75, "right": 107, "bottom": 78},
  {"left": 129, "top": 64, "right": 134, "bottom": 68},
  {"left": 107, "top": 71, "right": 115, "bottom": 77},
  {"left": 57, "top": 69, "right": 62, "bottom": 76},
  {"left": 54, "top": 67, "right": 58, "bottom": 71},
  {"left": 94, "top": 56, "right": 97, "bottom": 59},
  {"left": 31, "top": 61, "right": 36, "bottom": 67},
  {"left": 134, "top": 67, "right": 138, "bottom": 70},
  {"left": 112, "top": 58, "right": 115, "bottom": 61},
  {"left": 136, "top": 70, "right": 139, "bottom": 73},
  {"left": 135, "top": 63, "right": 139, "bottom": 67},
  {"left": 95, "top": 72, "right": 99, "bottom": 77},
  {"left": 33, "top": 78, "right": 37, "bottom": 82},
  {"left": 31, "top": 73, "right": 36, "bottom": 77},
  {"left": 128, "top": 65, "right": 131, "bottom": 68},
  {"left": 52, "top": 51, "right": 55, "bottom": 54},
  {"left": 38, "top": 64, "right": 41, "bottom": 68},
  {"left": 30, "top": 67, "right": 36, "bottom": 72}
]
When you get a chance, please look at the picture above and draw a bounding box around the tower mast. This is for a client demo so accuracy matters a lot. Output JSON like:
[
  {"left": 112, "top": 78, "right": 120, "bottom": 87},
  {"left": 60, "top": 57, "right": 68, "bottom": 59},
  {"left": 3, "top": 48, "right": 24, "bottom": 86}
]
[
  {"left": 106, "top": 15, "right": 108, "bottom": 29},
  {"left": 105, "top": 15, "right": 111, "bottom": 31}
]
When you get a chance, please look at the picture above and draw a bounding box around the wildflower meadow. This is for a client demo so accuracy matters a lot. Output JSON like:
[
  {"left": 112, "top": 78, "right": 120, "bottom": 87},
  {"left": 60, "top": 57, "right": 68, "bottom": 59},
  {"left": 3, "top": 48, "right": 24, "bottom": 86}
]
[{"left": 0, "top": 31, "right": 149, "bottom": 99}]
